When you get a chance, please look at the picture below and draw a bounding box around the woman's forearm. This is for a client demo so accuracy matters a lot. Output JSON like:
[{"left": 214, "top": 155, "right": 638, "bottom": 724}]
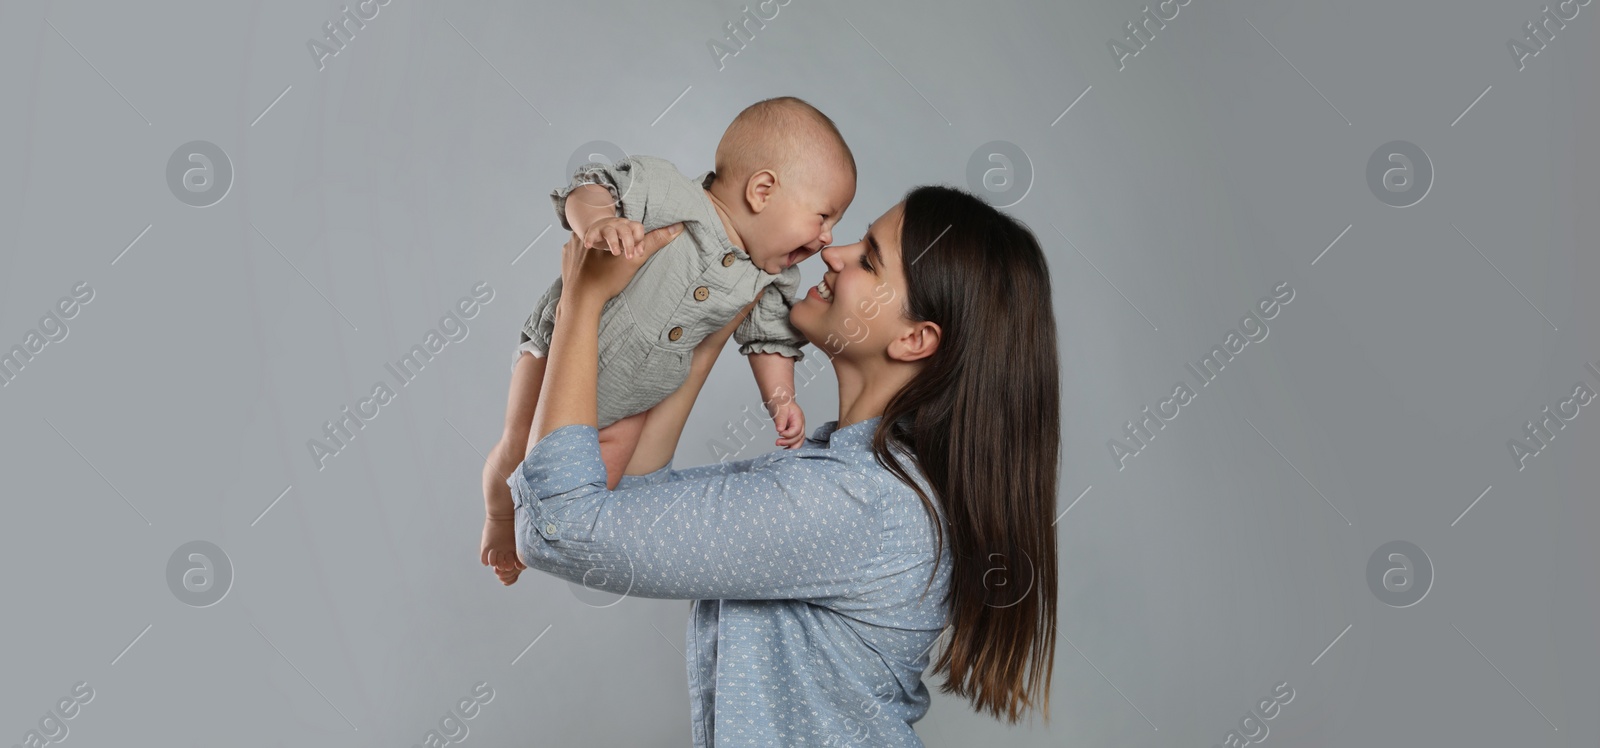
[{"left": 529, "top": 296, "right": 604, "bottom": 447}]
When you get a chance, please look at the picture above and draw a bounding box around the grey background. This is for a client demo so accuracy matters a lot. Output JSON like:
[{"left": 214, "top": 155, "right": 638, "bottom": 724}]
[{"left": 1, "top": 0, "right": 1595, "bottom": 745}]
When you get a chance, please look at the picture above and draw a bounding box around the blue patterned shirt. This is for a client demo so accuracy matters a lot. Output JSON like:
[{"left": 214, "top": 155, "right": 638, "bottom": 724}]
[{"left": 510, "top": 415, "right": 953, "bottom": 747}]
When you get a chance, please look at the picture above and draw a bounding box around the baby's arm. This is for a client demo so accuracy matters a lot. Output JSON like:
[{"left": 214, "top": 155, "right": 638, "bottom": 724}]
[
  {"left": 565, "top": 182, "right": 654, "bottom": 259},
  {"left": 748, "top": 352, "right": 805, "bottom": 449},
  {"left": 565, "top": 184, "right": 619, "bottom": 239}
]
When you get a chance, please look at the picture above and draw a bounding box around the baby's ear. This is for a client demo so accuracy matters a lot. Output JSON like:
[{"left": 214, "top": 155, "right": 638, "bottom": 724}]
[{"left": 744, "top": 169, "right": 778, "bottom": 213}]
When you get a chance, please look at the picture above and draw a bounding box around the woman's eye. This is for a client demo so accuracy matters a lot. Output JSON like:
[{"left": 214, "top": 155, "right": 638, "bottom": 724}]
[{"left": 859, "top": 254, "right": 872, "bottom": 271}]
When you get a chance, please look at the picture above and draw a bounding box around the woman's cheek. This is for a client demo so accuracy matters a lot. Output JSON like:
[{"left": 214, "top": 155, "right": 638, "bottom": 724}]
[
  {"left": 856, "top": 291, "right": 882, "bottom": 320},
  {"left": 842, "top": 316, "right": 868, "bottom": 344}
]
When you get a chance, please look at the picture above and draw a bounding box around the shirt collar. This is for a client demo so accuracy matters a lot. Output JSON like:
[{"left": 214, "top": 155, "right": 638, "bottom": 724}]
[
  {"left": 694, "top": 170, "right": 750, "bottom": 261},
  {"left": 805, "top": 415, "right": 885, "bottom": 450}
]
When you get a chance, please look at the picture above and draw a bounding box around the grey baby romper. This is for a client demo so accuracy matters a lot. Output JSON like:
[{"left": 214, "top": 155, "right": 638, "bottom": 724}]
[{"left": 516, "top": 155, "right": 810, "bottom": 429}]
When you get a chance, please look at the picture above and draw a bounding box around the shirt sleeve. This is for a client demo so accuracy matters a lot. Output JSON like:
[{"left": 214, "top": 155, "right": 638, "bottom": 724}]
[
  {"left": 549, "top": 155, "right": 702, "bottom": 233},
  {"left": 509, "top": 423, "right": 883, "bottom": 602},
  {"left": 550, "top": 162, "right": 621, "bottom": 232},
  {"left": 732, "top": 268, "right": 808, "bottom": 361}
]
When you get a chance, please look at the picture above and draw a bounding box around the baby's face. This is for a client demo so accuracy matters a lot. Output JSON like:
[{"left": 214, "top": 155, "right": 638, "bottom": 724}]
[{"left": 744, "top": 162, "right": 856, "bottom": 275}]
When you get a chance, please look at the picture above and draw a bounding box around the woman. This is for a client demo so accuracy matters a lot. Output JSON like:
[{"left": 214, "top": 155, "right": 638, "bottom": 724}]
[{"left": 487, "top": 185, "right": 1060, "bottom": 746}]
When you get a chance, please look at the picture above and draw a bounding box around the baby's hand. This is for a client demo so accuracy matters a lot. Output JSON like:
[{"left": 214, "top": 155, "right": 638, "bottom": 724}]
[
  {"left": 773, "top": 400, "right": 806, "bottom": 449},
  {"left": 583, "top": 217, "right": 648, "bottom": 259}
]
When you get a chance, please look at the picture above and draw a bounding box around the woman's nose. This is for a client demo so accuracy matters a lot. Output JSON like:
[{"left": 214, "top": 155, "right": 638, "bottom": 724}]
[{"left": 819, "top": 244, "right": 844, "bottom": 272}]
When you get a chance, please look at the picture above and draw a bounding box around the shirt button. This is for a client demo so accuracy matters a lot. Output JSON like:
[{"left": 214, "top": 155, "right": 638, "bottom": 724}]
[
  {"left": 668, "top": 326, "right": 683, "bottom": 341},
  {"left": 721, "top": 252, "right": 736, "bottom": 267},
  {"left": 693, "top": 286, "right": 709, "bottom": 301},
  {"left": 544, "top": 522, "right": 558, "bottom": 535}
]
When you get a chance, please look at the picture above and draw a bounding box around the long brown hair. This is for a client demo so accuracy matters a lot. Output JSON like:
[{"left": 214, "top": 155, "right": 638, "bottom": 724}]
[{"left": 870, "top": 185, "right": 1060, "bottom": 725}]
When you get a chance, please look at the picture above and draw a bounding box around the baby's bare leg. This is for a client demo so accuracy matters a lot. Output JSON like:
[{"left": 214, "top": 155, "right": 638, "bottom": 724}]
[
  {"left": 597, "top": 411, "right": 649, "bottom": 490},
  {"left": 491, "top": 351, "right": 547, "bottom": 513}
]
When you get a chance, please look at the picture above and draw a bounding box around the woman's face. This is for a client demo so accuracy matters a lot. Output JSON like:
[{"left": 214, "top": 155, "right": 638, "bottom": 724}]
[{"left": 790, "top": 201, "right": 911, "bottom": 361}]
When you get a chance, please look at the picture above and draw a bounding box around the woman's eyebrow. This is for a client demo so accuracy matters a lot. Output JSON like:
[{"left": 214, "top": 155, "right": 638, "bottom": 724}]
[{"left": 866, "top": 229, "right": 885, "bottom": 270}]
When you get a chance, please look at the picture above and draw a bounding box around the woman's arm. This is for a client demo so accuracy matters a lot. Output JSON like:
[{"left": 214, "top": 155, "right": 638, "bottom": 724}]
[
  {"left": 527, "top": 225, "right": 682, "bottom": 445},
  {"left": 511, "top": 424, "right": 885, "bottom": 601},
  {"left": 527, "top": 291, "right": 602, "bottom": 444},
  {"left": 512, "top": 226, "right": 888, "bottom": 603},
  {"left": 512, "top": 237, "right": 884, "bottom": 600}
]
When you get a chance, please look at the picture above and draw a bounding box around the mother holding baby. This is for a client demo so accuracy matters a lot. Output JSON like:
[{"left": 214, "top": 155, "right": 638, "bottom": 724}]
[{"left": 483, "top": 106, "right": 1062, "bottom": 746}]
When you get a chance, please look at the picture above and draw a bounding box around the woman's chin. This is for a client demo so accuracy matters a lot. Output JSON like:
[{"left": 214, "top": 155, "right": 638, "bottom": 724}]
[{"left": 787, "top": 312, "right": 818, "bottom": 344}]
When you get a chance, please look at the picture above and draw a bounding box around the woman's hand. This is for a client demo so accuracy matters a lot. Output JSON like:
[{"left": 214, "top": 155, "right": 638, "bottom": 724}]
[
  {"left": 583, "top": 217, "right": 648, "bottom": 259},
  {"left": 560, "top": 222, "right": 685, "bottom": 310}
]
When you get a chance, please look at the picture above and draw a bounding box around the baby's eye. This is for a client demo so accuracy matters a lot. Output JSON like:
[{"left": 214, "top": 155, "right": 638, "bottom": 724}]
[{"left": 859, "top": 254, "right": 872, "bottom": 271}]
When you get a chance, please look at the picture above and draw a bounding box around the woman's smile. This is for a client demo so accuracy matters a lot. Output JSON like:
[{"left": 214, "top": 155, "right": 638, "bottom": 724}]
[{"left": 807, "top": 276, "right": 833, "bottom": 302}]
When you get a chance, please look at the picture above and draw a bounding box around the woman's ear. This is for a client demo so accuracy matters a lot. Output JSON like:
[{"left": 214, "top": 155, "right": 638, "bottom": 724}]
[
  {"left": 744, "top": 169, "right": 778, "bottom": 214},
  {"left": 890, "top": 320, "right": 941, "bottom": 363}
]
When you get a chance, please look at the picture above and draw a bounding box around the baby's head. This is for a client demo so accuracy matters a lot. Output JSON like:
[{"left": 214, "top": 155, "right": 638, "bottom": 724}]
[{"left": 708, "top": 97, "right": 857, "bottom": 275}]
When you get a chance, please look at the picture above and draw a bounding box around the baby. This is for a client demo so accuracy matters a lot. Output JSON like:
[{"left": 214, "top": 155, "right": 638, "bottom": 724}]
[{"left": 480, "top": 97, "right": 856, "bottom": 579}]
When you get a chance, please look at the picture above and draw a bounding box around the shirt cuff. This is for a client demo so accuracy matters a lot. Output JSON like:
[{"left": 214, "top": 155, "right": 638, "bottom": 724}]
[
  {"left": 509, "top": 423, "right": 606, "bottom": 512},
  {"left": 549, "top": 168, "right": 619, "bottom": 232},
  {"left": 739, "top": 339, "right": 807, "bottom": 361}
]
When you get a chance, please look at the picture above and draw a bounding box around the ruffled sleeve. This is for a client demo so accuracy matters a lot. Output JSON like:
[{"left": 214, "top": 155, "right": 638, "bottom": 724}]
[{"left": 732, "top": 267, "right": 808, "bottom": 361}]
